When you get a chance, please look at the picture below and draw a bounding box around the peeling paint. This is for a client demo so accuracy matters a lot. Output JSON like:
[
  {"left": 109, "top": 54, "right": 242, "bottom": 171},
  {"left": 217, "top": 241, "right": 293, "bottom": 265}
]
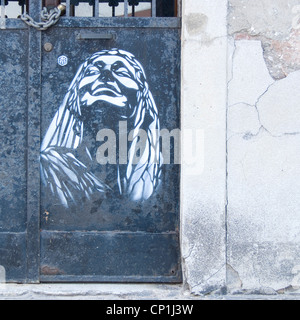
[
  {"left": 228, "top": 0, "right": 300, "bottom": 79},
  {"left": 226, "top": 264, "right": 242, "bottom": 292}
]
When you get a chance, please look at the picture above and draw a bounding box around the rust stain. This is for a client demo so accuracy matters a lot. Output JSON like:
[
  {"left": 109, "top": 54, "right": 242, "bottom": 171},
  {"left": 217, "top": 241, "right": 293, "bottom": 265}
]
[
  {"left": 41, "top": 265, "right": 64, "bottom": 276},
  {"left": 234, "top": 32, "right": 255, "bottom": 41}
]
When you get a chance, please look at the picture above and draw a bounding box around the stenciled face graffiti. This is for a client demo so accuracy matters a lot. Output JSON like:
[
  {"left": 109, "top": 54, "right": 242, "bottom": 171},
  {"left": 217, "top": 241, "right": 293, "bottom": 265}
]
[
  {"left": 79, "top": 54, "right": 139, "bottom": 112},
  {"left": 40, "top": 49, "right": 162, "bottom": 208}
]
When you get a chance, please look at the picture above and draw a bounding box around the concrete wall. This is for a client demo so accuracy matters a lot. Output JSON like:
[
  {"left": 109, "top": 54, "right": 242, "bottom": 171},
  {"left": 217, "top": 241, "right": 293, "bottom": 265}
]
[
  {"left": 181, "top": 0, "right": 228, "bottom": 294},
  {"left": 182, "top": 0, "right": 300, "bottom": 295}
]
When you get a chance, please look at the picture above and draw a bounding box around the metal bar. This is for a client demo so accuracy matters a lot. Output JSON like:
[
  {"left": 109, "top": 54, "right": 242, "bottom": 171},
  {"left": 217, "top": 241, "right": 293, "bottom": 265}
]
[
  {"left": 26, "top": 0, "right": 42, "bottom": 283},
  {"left": 29, "top": 0, "right": 41, "bottom": 20},
  {"left": 54, "top": 16, "right": 181, "bottom": 28},
  {"left": 66, "top": 0, "right": 70, "bottom": 16},
  {"left": 124, "top": 0, "right": 128, "bottom": 17},
  {"left": 94, "top": 0, "right": 99, "bottom": 17},
  {"left": 40, "top": 274, "right": 182, "bottom": 283},
  {"left": 151, "top": 0, "right": 156, "bottom": 17},
  {"left": 177, "top": 0, "right": 180, "bottom": 17},
  {"left": 0, "top": 0, "right": 5, "bottom": 30},
  {"left": 44, "top": 0, "right": 60, "bottom": 9}
]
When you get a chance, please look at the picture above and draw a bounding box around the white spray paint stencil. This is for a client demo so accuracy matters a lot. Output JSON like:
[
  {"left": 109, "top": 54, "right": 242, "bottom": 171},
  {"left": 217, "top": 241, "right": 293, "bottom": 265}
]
[{"left": 58, "top": 55, "right": 68, "bottom": 66}]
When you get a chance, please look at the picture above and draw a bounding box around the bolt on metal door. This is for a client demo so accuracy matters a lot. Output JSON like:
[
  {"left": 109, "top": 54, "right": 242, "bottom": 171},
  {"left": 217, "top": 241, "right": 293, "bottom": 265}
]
[{"left": 0, "top": 0, "right": 181, "bottom": 283}]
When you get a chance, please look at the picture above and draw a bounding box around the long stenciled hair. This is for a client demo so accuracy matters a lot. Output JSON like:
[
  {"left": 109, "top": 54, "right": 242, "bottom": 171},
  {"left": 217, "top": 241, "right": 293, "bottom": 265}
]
[{"left": 40, "top": 49, "right": 162, "bottom": 207}]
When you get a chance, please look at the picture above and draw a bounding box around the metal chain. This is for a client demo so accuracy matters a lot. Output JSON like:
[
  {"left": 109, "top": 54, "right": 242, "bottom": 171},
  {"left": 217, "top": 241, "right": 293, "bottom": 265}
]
[{"left": 21, "top": 7, "right": 62, "bottom": 31}]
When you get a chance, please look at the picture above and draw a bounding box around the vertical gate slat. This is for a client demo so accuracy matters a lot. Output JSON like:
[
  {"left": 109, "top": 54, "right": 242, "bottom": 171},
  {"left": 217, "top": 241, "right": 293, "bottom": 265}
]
[
  {"left": 124, "top": 0, "right": 128, "bottom": 17},
  {"left": 94, "top": 0, "right": 99, "bottom": 17},
  {"left": 26, "top": 1, "right": 42, "bottom": 283},
  {"left": 66, "top": 0, "right": 70, "bottom": 16},
  {"left": 152, "top": 0, "right": 156, "bottom": 17},
  {"left": 0, "top": 0, "right": 5, "bottom": 29}
]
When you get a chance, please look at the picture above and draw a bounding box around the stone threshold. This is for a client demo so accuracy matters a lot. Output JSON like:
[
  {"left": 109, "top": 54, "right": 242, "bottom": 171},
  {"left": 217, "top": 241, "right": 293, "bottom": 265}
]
[{"left": 0, "top": 283, "right": 300, "bottom": 300}]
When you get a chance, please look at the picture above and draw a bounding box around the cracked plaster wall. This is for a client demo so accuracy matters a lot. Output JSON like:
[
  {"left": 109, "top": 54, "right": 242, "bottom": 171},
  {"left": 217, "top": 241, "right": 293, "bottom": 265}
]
[
  {"left": 182, "top": 0, "right": 300, "bottom": 295},
  {"left": 227, "top": 1, "right": 300, "bottom": 294}
]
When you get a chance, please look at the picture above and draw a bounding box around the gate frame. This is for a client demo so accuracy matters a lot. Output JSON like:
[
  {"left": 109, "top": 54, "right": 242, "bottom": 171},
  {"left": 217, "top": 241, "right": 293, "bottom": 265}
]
[{"left": 26, "top": 2, "right": 43, "bottom": 283}]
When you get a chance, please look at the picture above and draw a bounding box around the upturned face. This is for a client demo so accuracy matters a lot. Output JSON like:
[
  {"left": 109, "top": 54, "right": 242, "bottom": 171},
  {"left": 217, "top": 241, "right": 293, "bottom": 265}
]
[{"left": 78, "top": 55, "right": 140, "bottom": 114}]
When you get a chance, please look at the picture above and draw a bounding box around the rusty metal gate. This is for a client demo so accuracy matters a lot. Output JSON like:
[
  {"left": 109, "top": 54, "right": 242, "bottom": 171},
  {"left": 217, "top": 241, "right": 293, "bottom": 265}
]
[{"left": 0, "top": 0, "right": 181, "bottom": 283}]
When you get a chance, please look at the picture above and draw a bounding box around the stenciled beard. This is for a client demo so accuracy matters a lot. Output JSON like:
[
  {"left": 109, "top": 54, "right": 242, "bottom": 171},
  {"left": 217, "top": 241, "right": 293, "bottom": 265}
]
[{"left": 77, "top": 84, "right": 138, "bottom": 170}]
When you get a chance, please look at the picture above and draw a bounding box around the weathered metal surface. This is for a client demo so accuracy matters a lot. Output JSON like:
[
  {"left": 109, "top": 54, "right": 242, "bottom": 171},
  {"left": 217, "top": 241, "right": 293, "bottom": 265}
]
[
  {"left": 0, "top": 28, "right": 29, "bottom": 282},
  {"left": 0, "top": 233, "right": 27, "bottom": 282},
  {"left": 40, "top": 24, "right": 181, "bottom": 282},
  {"left": 0, "top": 30, "right": 28, "bottom": 233},
  {"left": 40, "top": 231, "right": 181, "bottom": 282},
  {"left": 0, "top": 0, "right": 181, "bottom": 283},
  {"left": 57, "top": 17, "right": 180, "bottom": 28},
  {"left": 26, "top": 1, "right": 43, "bottom": 283}
]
